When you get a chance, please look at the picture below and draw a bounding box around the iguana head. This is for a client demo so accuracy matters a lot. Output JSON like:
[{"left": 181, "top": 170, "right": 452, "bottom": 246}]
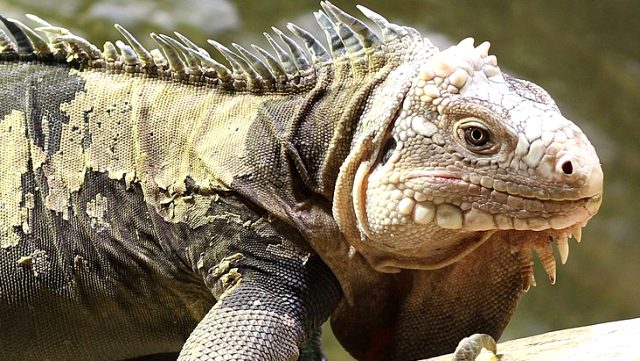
[{"left": 334, "top": 16, "right": 603, "bottom": 283}]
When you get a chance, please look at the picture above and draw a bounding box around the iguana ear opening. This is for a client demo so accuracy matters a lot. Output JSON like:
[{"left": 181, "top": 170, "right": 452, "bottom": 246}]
[{"left": 332, "top": 118, "right": 388, "bottom": 271}]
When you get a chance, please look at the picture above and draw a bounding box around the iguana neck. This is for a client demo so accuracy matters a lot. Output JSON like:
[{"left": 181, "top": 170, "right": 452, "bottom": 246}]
[{"left": 272, "top": 59, "right": 394, "bottom": 201}]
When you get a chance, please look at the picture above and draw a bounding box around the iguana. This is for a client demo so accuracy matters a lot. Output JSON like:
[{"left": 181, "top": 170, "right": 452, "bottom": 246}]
[{"left": 0, "top": 2, "right": 603, "bottom": 361}]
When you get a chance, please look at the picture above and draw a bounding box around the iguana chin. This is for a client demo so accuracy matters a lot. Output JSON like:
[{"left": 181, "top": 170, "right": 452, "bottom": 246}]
[{"left": 0, "top": 2, "right": 602, "bottom": 361}]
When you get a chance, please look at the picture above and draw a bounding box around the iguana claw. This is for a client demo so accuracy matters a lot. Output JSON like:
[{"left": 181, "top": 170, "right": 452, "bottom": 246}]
[{"left": 452, "top": 334, "right": 498, "bottom": 361}]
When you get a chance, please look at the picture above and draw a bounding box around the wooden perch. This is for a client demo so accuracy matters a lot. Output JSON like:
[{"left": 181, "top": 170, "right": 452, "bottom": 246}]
[{"left": 425, "top": 318, "right": 640, "bottom": 361}]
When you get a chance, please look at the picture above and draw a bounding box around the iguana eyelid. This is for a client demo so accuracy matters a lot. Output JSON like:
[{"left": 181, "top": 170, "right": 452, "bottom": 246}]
[{"left": 453, "top": 117, "right": 501, "bottom": 155}]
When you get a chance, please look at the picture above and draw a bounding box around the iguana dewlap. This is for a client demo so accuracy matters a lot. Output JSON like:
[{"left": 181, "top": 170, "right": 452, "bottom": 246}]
[{"left": 0, "top": 3, "right": 602, "bottom": 361}]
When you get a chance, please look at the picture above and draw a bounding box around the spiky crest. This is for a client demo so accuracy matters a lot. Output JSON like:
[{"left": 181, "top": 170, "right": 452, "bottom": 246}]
[{"left": 0, "top": 4, "right": 453, "bottom": 93}]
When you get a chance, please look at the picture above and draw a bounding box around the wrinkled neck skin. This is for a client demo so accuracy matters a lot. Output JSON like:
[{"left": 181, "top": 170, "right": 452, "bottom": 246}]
[{"left": 222, "top": 36, "right": 442, "bottom": 303}]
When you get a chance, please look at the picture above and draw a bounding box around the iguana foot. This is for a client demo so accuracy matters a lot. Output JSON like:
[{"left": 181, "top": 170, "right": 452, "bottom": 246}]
[{"left": 452, "top": 334, "right": 498, "bottom": 361}]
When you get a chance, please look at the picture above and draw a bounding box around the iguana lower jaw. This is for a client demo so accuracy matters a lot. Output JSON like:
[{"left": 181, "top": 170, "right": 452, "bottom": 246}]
[{"left": 349, "top": 136, "right": 603, "bottom": 274}]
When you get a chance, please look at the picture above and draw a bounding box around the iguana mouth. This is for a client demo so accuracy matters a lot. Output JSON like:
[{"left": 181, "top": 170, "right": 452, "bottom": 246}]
[
  {"left": 351, "top": 161, "right": 601, "bottom": 273},
  {"left": 402, "top": 169, "right": 602, "bottom": 232},
  {"left": 401, "top": 169, "right": 602, "bottom": 288},
  {"left": 406, "top": 169, "right": 602, "bottom": 201}
]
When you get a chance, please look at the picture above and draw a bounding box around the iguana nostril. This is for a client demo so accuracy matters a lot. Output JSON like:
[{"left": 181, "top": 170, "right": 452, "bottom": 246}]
[{"left": 561, "top": 160, "right": 574, "bottom": 175}]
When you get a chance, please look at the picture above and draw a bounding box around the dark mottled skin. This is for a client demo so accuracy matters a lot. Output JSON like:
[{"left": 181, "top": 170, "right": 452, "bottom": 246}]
[
  {"left": 0, "top": 62, "right": 343, "bottom": 361},
  {"left": 1, "top": 170, "right": 208, "bottom": 359},
  {"left": 1, "top": 156, "right": 340, "bottom": 361}
]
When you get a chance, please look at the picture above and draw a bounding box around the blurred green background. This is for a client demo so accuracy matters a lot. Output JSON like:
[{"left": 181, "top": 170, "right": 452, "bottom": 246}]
[{"left": 2, "top": 0, "right": 637, "bottom": 359}]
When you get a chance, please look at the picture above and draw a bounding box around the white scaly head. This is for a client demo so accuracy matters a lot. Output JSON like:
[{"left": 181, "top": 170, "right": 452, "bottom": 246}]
[{"left": 346, "top": 37, "right": 603, "bottom": 285}]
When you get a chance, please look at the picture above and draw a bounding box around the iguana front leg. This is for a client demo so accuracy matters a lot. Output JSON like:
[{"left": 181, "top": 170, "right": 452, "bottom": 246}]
[
  {"left": 178, "top": 216, "right": 341, "bottom": 361},
  {"left": 179, "top": 282, "right": 307, "bottom": 360}
]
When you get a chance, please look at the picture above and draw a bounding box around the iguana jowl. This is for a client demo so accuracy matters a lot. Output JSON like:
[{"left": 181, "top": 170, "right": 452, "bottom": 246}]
[{"left": 0, "top": 3, "right": 603, "bottom": 361}]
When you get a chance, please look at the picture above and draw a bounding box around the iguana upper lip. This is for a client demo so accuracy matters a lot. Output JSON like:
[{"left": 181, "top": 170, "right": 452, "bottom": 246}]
[
  {"left": 405, "top": 170, "right": 600, "bottom": 203},
  {"left": 405, "top": 170, "right": 462, "bottom": 181}
]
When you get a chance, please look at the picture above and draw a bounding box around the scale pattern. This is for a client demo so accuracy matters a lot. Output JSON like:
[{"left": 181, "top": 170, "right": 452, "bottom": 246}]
[{"left": 0, "top": 2, "right": 602, "bottom": 360}]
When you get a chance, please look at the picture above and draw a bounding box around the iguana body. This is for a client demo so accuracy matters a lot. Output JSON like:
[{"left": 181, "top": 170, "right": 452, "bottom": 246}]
[{"left": 0, "top": 3, "right": 602, "bottom": 361}]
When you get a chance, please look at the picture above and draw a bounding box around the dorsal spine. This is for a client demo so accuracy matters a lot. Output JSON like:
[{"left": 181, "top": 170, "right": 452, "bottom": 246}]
[{"left": 0, "top": 2, "right": 424, "bottom": 94}]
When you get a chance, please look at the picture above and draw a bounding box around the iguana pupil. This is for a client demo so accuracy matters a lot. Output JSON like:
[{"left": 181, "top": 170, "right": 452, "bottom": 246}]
[{"left": 465, "top": 126, "right": 490, "bottom": 147}]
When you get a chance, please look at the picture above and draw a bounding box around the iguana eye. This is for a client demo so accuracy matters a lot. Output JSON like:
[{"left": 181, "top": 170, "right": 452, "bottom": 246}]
[
  {"left": 456, "top": 122, "right": 494, "bottom": 151},
  {"left": 464, "top": 126, "right": 490, "bottom": 147}
]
